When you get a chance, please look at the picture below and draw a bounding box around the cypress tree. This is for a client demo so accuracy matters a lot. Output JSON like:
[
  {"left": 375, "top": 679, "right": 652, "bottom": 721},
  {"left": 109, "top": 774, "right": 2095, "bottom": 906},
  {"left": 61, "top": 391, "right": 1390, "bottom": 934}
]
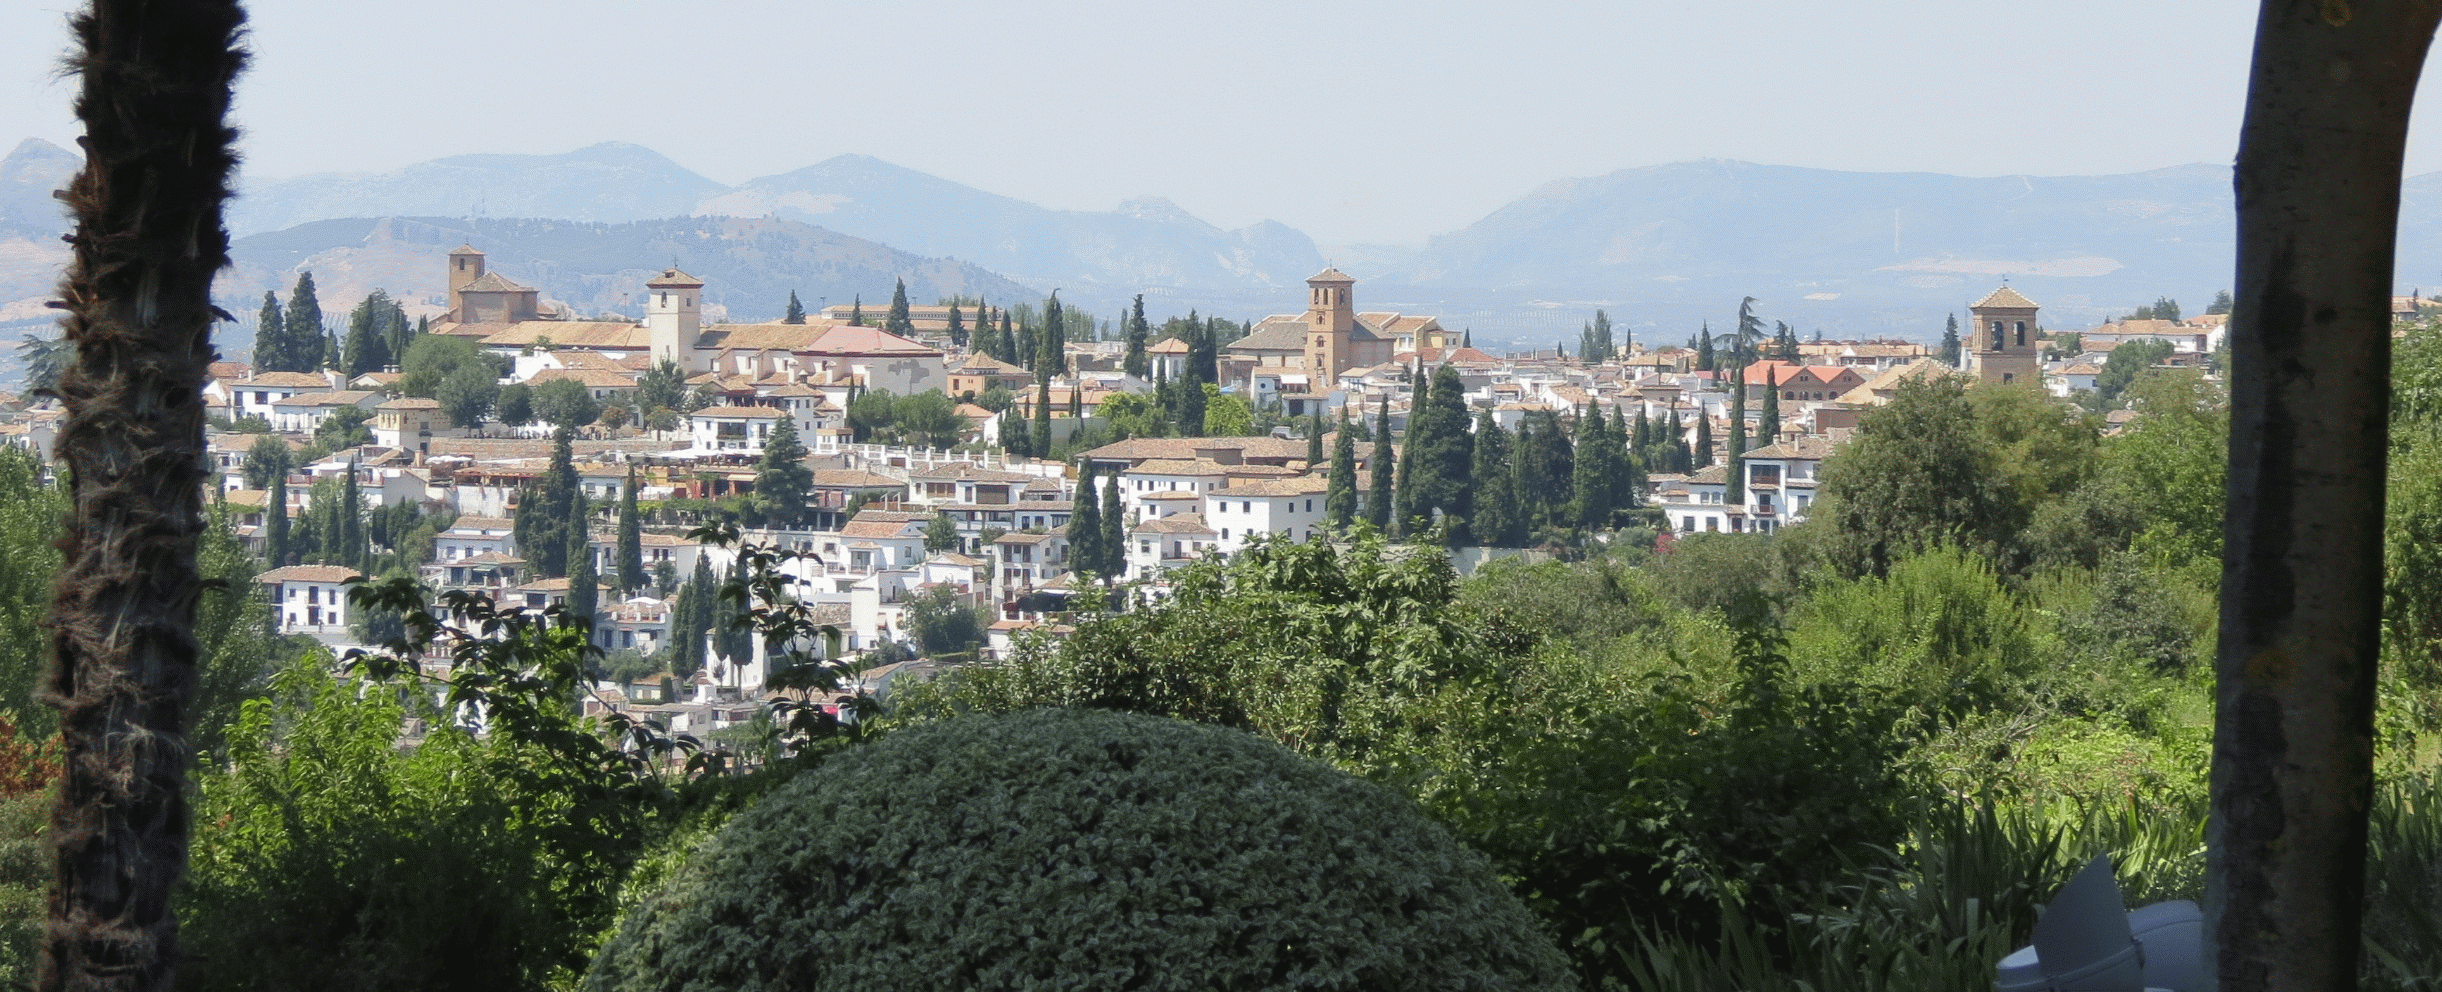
[
  {"left": 1513, "top": 415, "right": 1543, "bottom": 526},
  {"left": 1940, "top": 313, "right": 1962, "bottom": 367},
  {"left": 339, "top": 459, "right": 363, "bottom": 570},
  {"left": 566, "top": 491, "right": 598, "bottom": 643},
  {"left": 616, "top": 464, "right": 644, "bottom": 593},
  {"left": 1471, "top": 411, "right": 1521, "bottom": 547},
  {"left": 1306, "top": 410, "right": 1324, "bottom": 467},
  {"left": 848, "top": 294, "right": 863, "bottom": 326},
  {"left": 1757, "top": 372, "right": 1781, "bottom": 447},
  {"left": 253, "top": 289, "right": 284, "bottom": 371},
  {"left": 1366, "top": 397, "right": 1395, "bottom": 531},
  {"left": 1696, "top": 410, "right": 1715, "bottom": 467},
  {"left": 1573, "top": 405, "right": 1615, "bottom": 530},
  {"left": 1031, "top": 373, "right": 1053, "bottom": 457},
  {"left": 342, "top": 290, "right": 397, "bottom": 377},
  {"left": 1068, "top": 459, "right": 1102, "bottom": 581},
  {"left": 1405, "top": 365, "right": 1472, "bottom": 541},
  {"left": 1695, "top": 321, "right": 1715, "bottom": 371},
  {"left": 1123, "top": 294, "right": 1150, "bottom": 378},
  {"left": 518, "top": 428, "right": 580, "bottom": 577},
  {"left": 784, "top": 291, "right": 806, "bottom": 324},
  {"left": 676, "top": 553, "right": 716, "bottom": 676},
  {"left": 886, "top": 278, "right": 914, "bottom": 337},
  {"left": 285, "top": 270, "right": 326, "bottom": 372},
  {"left": 998, "top": 310, "right": 1016, "bottom": 364},
  {"left": 1326, "top": 411, "right": 1358, "bottom": 530},
  {"left": 999, "top": 400, "right": 1031, "bottom": 457},
  {"left": 1016, "top": 314, "right": 1038, "bottom": 374},
  {"left": 1099, "top": 473, "right": 1125, "bottom": 577},
  {"left": 1038, "top": 292, "right": 1066, "bottom": 375},
  {"left": 946, "top": 303, "right": 965, "bottom": 347},
  {"left": 1727, "top": 376, "right": 1747, "bottom": 508},
  {"left": 718, "top": 554, "right": 752, "bottom": 668},
  {"left": 265, "top": 478, "right": 288, "bottom": 567}
]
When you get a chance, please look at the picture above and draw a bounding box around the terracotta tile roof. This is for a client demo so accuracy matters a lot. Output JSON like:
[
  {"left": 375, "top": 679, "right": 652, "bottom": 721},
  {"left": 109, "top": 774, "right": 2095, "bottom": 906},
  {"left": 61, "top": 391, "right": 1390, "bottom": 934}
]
[
  {"left": 1307, "top": 267, "right": 1355, "bottom": 283},
  {"left": 1972, "top": 286, "right": 2039, "bottom": 309},
  {"left": 257, "top": 564, "right": 363, "bottom": 584},
  {"left": 1209, "top": 477, "right": 1330, "bottom": 497},
  {"left": 1146, "top": 337, "right": 1194, "bottom": 354},
  {"left": 1133, "top": 513, "right": 1214, "bottom": 534},
  {"left": 479, "top": 321, "right": 651, "bottom": 350},
  {"left": 236, "top": 372, "right": 332, "bottom": 388},
  {"left": 526, "top": 367, "right": 639, "bottom": 389},
  {"left": 460, "top": 271, "right": 534, "bottom": 293},
  {"left": 645, "top": 267, "right": 703, "bottom": 288}
]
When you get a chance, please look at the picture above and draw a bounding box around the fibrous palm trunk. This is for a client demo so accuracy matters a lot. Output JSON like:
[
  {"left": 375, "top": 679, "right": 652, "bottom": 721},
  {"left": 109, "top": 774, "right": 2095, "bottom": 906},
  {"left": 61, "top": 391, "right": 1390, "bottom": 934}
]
[
  {"left": 2214, "top": 2, "right": 2442, "bottom": 989},
  {"left": 40, "top": 2, "right": 245, "bottom": 990}
]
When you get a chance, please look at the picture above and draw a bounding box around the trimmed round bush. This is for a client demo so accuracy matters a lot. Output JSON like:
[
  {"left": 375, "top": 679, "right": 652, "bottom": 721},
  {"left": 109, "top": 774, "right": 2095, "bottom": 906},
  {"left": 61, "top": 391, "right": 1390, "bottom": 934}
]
[{"left": 587, "top": 708, "right": 1574, "bottom": 992}]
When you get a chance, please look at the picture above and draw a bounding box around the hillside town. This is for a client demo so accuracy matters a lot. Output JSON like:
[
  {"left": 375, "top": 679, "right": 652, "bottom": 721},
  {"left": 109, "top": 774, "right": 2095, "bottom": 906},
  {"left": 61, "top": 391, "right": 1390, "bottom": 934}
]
[{"left": 0, "top": 247, "right": 2244, "bottom": 736}]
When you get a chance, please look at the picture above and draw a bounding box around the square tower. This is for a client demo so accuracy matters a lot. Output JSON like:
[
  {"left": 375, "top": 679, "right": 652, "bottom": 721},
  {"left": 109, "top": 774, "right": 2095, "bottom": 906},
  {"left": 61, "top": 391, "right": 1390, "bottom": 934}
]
[
  {"left": 1968, "top": 285, "right": 2042, "bottom": 387},
  {"left": 1302, "top": 267, "right": 1358, "bottom": 379},
  {"left": 645, "top": 268, "right": 705, "bottom": 371}
]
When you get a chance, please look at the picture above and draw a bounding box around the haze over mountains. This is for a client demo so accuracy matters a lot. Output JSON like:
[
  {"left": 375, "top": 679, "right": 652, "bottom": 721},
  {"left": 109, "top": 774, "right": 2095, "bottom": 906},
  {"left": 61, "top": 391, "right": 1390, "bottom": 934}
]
[{"left": 15, "top": 136, "right": 2442, "bottom": 358}]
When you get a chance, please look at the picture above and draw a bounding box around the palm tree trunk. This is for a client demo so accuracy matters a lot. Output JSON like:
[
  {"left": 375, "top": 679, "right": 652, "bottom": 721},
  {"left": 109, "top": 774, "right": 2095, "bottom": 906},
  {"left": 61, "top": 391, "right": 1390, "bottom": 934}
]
[
  {"left": 40, "top": 2, "right": 245, "bottom": 990},
  {"left": 2214, "top": 2, "right": 2442, "bottom": 989}
]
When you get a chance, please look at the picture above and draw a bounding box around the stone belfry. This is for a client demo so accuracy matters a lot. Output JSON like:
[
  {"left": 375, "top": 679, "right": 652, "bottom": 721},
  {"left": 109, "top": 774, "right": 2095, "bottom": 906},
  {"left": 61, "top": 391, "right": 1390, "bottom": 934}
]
[
  {"left": 1968, "top": 284, "right": 2042, "bottom": 386},
  {"left": 1302, "top": 267, "right": 1358, "bottom": 379}
]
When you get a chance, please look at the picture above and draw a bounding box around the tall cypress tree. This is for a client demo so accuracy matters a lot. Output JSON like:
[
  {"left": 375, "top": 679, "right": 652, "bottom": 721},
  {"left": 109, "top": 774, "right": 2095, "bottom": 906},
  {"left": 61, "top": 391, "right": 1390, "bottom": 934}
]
[
  {"left": 675, "top": 553, "right": 715, "bottom": 676},
  {"left": 1123, "top": 294, "right": 1150, "bottom": 378},
  {"left": 1306, "top": 410, "right": 1324, "bottom": 467},
  {"left": 1031, "top": 372, "right": 1053, "bottom": 457},
  {"left": 253, "top": 289, "right": 283, "bottom": 371},
  {"left": 1099, "top": 473, "right": 1125, "bottom": 577},
  {"left": 1067, "top": 459, "right": 1102, "bottom": 580},
  {"left": 717, "top": 554, "right": 752, "bottom": 668},
  {"left": 517, "top": 428, "right": 580, "bottom": 577},
  {"left": 285, "top": 270, "right": 326, "bottom": 372},
  {"left": 1757, "top": 372, "right": 1781, "bottom": 447},
  {"left": 1405, "top": 365, "right": 1472, "bottom": 541},
  {"left": 886, "top": 278, "right": 914, "bottom": 337},
  {"left": 848, "top": 294, "right": 863, "bottom": 326},
  {"left": 1940, "top": 313, "right": 1963, "bottom": 367},
  {"left": 1327, "top": 411, "right": 1358, "bottom": 530},
  {"left": 616, "top": 464, "right": 644, "bottom": 593},
  {"left": 1039, "top": 292, "right": 1067, "bottom": 375},
  {"left": 566, "top": 491, "right": 598, "bottom": 643},
  {"left": 1573, "top": 405, "right": 1616, "bottom": 530},
  {"left": 998, "top": 310, "right": 1016, "bottom": 364},
  {"left": 1727, "top": 376, "right": 1747, "bottom": 508},
  {"left": 1366, "top": 397, "right": 1395, "bottom": 531},
  {"left": 1695, "top": 410, "right": 1715, "bottom": 467},
  {"left": 1471, "top": 412, "right": 1521, "bottom": 547},
  {"left": 264, "top": 478, "right": 288, "bottom": 567},
  {"left": 945, "top": 302, "right": 965, "bottom": 347},
  {"left": 339, "top": 458, "right": 363, "bottom": 570},
  {"left": 783, "top": 290, "right": 806, "bottom": 324}
]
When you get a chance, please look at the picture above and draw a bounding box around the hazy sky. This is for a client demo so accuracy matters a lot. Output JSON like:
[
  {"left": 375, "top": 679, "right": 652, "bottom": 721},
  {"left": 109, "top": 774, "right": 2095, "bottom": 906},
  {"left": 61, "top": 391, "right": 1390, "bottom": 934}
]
[{"left": 3, "top": 1, "right": 2429, "bottom": 246}]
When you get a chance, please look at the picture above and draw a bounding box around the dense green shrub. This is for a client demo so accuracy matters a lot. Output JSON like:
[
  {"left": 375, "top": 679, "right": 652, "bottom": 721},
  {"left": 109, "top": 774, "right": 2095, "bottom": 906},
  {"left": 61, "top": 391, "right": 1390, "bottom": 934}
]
[{"left": 587, "top": 708, "right": 1574, "bottom": 992}]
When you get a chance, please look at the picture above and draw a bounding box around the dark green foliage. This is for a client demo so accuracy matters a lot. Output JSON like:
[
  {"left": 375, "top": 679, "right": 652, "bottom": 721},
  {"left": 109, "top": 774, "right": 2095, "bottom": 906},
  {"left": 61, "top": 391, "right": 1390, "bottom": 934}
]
[
  {"left": 1404, "top": 365, "right": 1473, "bottom": 540},
  {"left": 615, "top": 467, "right": 643, "bottom": 594},
  {"left": 566, "top": 502, "right": 599, "bottom": 640},
  {"left": 943, "top": 302, "right": 964, "bottom": 346},
  {"left": 751, "top": 418, "right": 812, "bottom": 526},
  {"left": 904, "top": 585, "right": 985, "bottom": 657},
  {"left": 1578, "top": 309, "right": 1618, "bottom": 363},
  {"left": 1327, "top": 416, "right": 1358, "bottom": 529},
  {"left": 241, "top": 434, "right": 291, "bottom": 491},
  {"left": 884, "top": 278, "right": 913, "bottom": 338},
  {"left": 341, "top": 289, "right": 402, "bottom": 377},
  {"left": 782, "top": 290, "right": 804, "bottom": 324},
  {"left": 2127, "top": 296, "right": 2182, "bottom": 321},
  {"left": 495, "top": 383, "right": 533, "bottom": 426},
  {"left": 1366, "top": 398, "right": 1395, "bottom": 530},
  {"left": 922, "top": 513, "right": 960, "bottom": 554},
  {"left": 312, "top": 405, "right": 372, "bottom": 451},
  {"left": 2092, "top": 338, "right": 2177, "bottom": 408},
  {"left": 533, "top": 378, "right": 601, "bottom": 430},
  {"left": 1727, "top": 380, "right": 1747, "bottom": 507},
  {"left": 633, "top": 359, "right": 690, "bottom": 419},
  {"left": 1067, "top": 459, "right": 1102, "bottom": 579},
  {"left": 1122, "top": 294, "right": 1149, "bottom": 378},
  {"left": 280, "top": 271, "right": 327, "bottom": 372},
  {"left": 1471, "top": 412, "right": 1523, "bottom": 547},
  {"left": 1941, "top": 313, "right": 1962, "bottom": 366},
  {"left": 401, "top": 334, "right": 504, "bottom": 428},
  {"left": 1514, "top": 409, "right": 1573, "bottom": 529},
  {"left": 1099, "top": 473, "right": 1125, "bottom": 576},
  {"left": 2207, "top": 289, "right": 2235, "bottom": 316},
  {"left": 515, "top": 430, "right": 581, "bottom": 578},
  {"left": 1808, "top": 376, "right": 2022, "bottom": 578},
  {"left": 670, "top": 554, "right": 714, "bottom": 676},
  {"left": 251, "top": 289, "right": 283, "bottom": 371},
  {"left": 587, "top": 708, "right": 1575, "bottom": 992}
]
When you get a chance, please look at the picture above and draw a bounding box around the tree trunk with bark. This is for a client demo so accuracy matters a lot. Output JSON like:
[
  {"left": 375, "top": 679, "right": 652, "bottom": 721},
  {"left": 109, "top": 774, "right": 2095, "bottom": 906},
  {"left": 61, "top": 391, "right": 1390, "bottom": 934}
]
[
  {"left": 40, "top": 2, "right": 246, "bottom": 990},
  {"left": 2215, "top": 2, "right": 2442, "bottom": 989}
]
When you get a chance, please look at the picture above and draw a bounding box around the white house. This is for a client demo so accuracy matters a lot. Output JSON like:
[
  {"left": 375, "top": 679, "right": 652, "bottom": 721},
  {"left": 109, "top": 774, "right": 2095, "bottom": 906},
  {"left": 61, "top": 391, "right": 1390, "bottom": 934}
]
[
  {"left": 1202, "top": 476, "right": 1331, "bottom": 552},
  {"left": 259, "top": 564, "right": 362, "bottom": 641},
  {"left": 688, "top": 405, "right": 788, "bottom": 453}
]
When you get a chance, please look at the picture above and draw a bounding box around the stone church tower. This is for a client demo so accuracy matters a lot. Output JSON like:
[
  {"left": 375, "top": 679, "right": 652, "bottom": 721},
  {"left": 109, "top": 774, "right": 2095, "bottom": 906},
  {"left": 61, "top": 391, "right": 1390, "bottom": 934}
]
[
  {"left": 1302, "top": 267, "right": 1358, "bottom": 380},
  {"left": 1968, "top": 285, "right": 2042, "bottom": 386},
  {"left": 646, "top": 267, "right": 705, "bottom": 371}
]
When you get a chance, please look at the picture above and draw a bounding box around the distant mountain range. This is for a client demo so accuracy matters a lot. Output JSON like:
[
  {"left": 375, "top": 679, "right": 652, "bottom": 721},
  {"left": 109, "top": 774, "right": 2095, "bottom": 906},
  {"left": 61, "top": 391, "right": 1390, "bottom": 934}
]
[{"left": 18, "top": 136, "right": 2442, "bottom": 355}]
